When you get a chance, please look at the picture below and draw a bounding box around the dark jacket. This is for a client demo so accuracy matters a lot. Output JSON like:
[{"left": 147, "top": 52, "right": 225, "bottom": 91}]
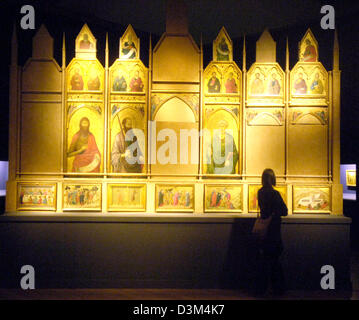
[{"left": 257, "top": 186, "right": 288, "bottom": 256}]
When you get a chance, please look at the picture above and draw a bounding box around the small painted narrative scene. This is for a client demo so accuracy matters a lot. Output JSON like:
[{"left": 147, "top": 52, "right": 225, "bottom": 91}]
[
  {"left": 293, "top": 186, "right": 330, "bottom": 213},
  {"left": 108, "top": 184, "right": 146, "bottom": 211},
  {"left": 17, "top": 184, "right": 56, "bottom": 211},
  {"left": 63, "top": 184, "right": 102, "bottom": 210},
  {"left": 205, "top": 185, "right": 243, "bottom": 212},
  {"left": 156, "top": 185, "right": 194, "bottom": 212}
]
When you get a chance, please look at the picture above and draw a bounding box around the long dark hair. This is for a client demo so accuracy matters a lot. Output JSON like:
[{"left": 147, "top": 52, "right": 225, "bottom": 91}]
[{"left": 261, "top": 168, "right": 276, "bottom": 188}]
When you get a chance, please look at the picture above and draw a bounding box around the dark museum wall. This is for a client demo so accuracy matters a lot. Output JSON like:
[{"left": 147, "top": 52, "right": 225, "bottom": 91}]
[{"left": 0, "top": 1, "right": 358, "bottom": 245}]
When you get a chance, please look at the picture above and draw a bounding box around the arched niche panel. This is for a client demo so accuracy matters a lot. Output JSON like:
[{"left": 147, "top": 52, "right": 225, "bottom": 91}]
[
  {"left": 154, "top": 97, "right": 196, "bottom": 123},
  {"left": 109, "top": 106, "right": 146, "bottom": 173},
  {"left": 203, "top": 109, "right": 239, "bottom": 175},
  {"left": 151, "top": 97, "right": 198, "bottom": 176},
  {"left": 66, "top": 106, "right": 103, "bottom": 173}
]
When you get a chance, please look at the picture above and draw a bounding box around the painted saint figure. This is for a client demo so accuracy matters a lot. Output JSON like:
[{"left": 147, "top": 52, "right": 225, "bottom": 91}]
[
  {"left": 67, "top": 117, "right": 101, "bottom": 173},
  {"left": 87, "top": 69, "right": 100, "bottom": 90},
  {"left": 225, "top": 72, "right": 238, "bottom": 93},
  {"left": 301, "top": 39, "right": 317, "bottom": 62},
  {"left": 310, "top": 72, "right": 324, "bottom": 94},
  {"left": 268, "top": 73, "right": 281, "bottom": 95},
  {"left": 185, "top": 191, "right": 191, "bottom": 207},
  {"left": 112, "top": 70, "right": 127, "bottom": 92},
  {"left": 294, "top": 73, "right": 307, "bottom": 94},
  {"left": 71, "top": 68, "right": 84, "bottom": 90},
  {"left": 158, "top": 189, "right": 164, "bottom": 207},
  {"left": 206, "top": 119, "right": 239, "bottom": 174},
  {"left": 216, "top": 37, "right": 230, "bottom": 61},
  {"left": 207, "top": 72, "right": 221, "bottom": 93},
  {"left": 129, "top": 71, "right": 144, "bottom": 92},
  {"left": 121, "top": 35, "right": 137, "bottom": 59},
  {"left": 251, "top": 73, "right": 264, "bottom": 95},
  {"left": 79, "top": 34, "right": 93, "bottom": 50},
  {"left": 111, "top": 117, "right": 144, "bottom": 173}
]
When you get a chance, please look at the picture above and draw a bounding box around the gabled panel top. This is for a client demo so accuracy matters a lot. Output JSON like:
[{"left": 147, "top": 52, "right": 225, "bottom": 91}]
[
  {"left": 32, "top": 24, "right": 53, "bottom": 59},
  {"left": 256, "top": 29, "right": 276, "bottom": 62},
  {"left": 75, "top": 24, "right": 97, "bottom": 59},
  {"left": 299, "top": 29, "right": 318, "bottom": 62},
  {"left": 213, "top": 27, "right": 233, "bottom": 62},
  {"left": 120, "top": 25, "right": 139, "bottom": 60}
]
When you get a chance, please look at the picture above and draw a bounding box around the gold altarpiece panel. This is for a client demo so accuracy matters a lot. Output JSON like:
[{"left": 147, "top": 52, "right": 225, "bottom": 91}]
[
  {"left": 66, "top": 58, "right": 105, "bottom": 173},
  {"left": 151, "top": 94, "right": 199, "bottom": 121},
  {"left": 245, "top": 121, "right": 285, "bottom": 178},
  {"left": 213, "top": 27, "right": 233, "bottom": 62},
  {"left": 202, "top": 29, "right": 242, "bottom": 177},
  {"left": 151, "top": 109, "right": 199, "bottom": 176},
  {"left": 120, "top": 25, "right": 140, "bottom": 60},
  {"left": 288, "top": 108, "right": 328, "bottom": 177},
  {"left": 20, "top": 25, "right": 63, "bottom": 175},
  {"left": 299, "top": 29, "right": 319, "bottom": 63},
  {"left": 152, "top": 34, "right": 200, "bottom": 83},
  {"left": 109, "top": 105, "right": 146, "bottom": 174},
  {"left": 204, "top": 62, "right": 242, "bottom": 97},
  {"left": 75, "top": 24, "right": 97, "bottom": 60},
  {"left": 109, "top": 57, "right": 148, "bottom": 174},
  {"left": 21, "top": 103, "right": 63, "bottom": 174},
  {"left": 290, "top": 62, "right": 328, "bottom": 106},
  {"left": 246, "top": 63, "right": 285, "bottom": 106},
  {"left": 202, "top": 108, "right": 240, "bottom": 175},
  {"left": 6, "top": 23, "right": 342, "bottom": 215}
]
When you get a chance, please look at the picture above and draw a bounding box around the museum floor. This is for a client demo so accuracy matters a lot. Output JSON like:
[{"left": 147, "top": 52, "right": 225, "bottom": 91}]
[{"left": 0, "top": 249, "right": 358, "bottom": 300}]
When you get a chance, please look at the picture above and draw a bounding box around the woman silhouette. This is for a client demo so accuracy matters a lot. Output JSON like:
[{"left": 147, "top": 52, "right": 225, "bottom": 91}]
[{"left": 252, "top": 168, "right": 288, "bottom": 296}]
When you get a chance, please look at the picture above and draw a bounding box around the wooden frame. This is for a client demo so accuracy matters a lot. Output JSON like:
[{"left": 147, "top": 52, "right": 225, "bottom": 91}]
[
  {"left": 63, "top": 183, "right": 102, "bottom": 211},
  {"left": 17, "top": 182, "right": 57, "bottom": 211},
  {"left": 204, "top": 184, "right": 243, "bottom": 213},
  {"left": 107, "top": 183, "right": 146, "bottom": 212},
  {"left": 155, "top": 184, "right": 194, "bottom": 212}
]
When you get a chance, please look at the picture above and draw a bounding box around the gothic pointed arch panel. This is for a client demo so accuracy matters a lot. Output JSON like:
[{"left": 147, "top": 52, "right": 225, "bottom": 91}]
[
  {"left": 203, "top": 109, "right": 239, "bottom": 175},
  {"left": 151, "top": 94, "right": 199, "bottom": 121},
  {"left": 291, "top": 108, "right": 328, "bottom": 125},
  {"left": 154, "top": 96, "right": 196, "bottom": 123},
  {"left": 151, "top": 97, "right": 199, "bottom": 176},
  {"left": 66, "top": 106, "right": 103, "bottom": 173},
  {"left": 246, "top": 108, "right": 284, "bottom": 126},
  {"left": 299, "top": 29, "right": 319, "bottom": 62},
  {"left": 213, "top": 27, "right": 233, "bottom": 62},
  {"left": 75, "top": 24, "right": 97, "bottom": 59},
  {"left": 109, "top": 105, "right": 146, "bottom": 173},
  {"left": 120, "top": 24, "right": 140, "bottom": 60}
]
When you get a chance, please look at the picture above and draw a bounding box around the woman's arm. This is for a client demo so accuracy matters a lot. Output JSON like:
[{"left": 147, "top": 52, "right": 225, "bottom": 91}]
[
  {"left": 275, "top": 191, "right": 288, "bottom": 217},
  {"left": 258, "top": 189, "right": 272, "bottom": 219}
]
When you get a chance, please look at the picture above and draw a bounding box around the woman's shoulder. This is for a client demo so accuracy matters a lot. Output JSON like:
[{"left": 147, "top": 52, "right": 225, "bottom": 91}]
[{"left": 258, "top": 186, "right": 276, "bottom": 194}]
